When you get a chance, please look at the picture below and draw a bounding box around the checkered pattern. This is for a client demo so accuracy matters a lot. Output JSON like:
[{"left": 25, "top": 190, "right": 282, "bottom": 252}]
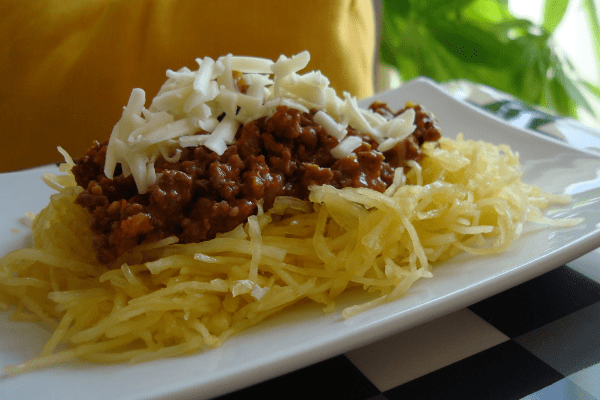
[
  {"left": 212, "top": 86, "right": 600, "bottom": 400},
  {"left": 214, "top": 253, "right": 600, "bottom": 400}
]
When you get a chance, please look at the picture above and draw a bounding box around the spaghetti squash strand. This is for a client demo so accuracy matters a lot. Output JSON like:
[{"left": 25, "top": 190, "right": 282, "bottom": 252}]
[{"left": 0, "top": 135, "right": 580, "bottom": 375}]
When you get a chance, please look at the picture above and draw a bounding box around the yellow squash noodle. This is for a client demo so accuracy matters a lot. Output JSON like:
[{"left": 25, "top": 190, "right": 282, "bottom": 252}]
[{"left": 0, "top": 134, "right": 579, "bottom": 375}]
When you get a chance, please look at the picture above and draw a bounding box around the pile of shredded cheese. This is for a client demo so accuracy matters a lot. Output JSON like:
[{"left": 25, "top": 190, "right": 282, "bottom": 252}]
[{"left": 105, "top": 51, "right": 416, "bottom": 193}]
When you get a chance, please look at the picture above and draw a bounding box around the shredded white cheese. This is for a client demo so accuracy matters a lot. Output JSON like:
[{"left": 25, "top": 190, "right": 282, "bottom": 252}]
[
  {"left": 314, "top": 111, "right": 348, "bottom": 140},
  {"left": 331, "top": 136, "right": 364, "bottom": 159},
  {"left": 104, "top": 51, "right": 419, "bottom": 193}
]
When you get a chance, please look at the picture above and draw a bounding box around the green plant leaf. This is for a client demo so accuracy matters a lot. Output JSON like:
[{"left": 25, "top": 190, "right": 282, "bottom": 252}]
[
  {"left": 380, "top": 0, "right": 600, "bottom": 118},
  {"left": 420, "top": 0, "right": 475, "bottom": 12},
  {"left": 427, "top": 19, "right": 516, "bottom": 67},
  {"left": 542, "top": 0, "right": 570, "bottom": 33},
  {"left": 583, "top": 0, "right": 600, "bottom": 85},
  {"left": 465, "top": 0, "right": 507, "bottom": 23},
  {"left": 582, "top": 80, "right": 600, "bottom": 97}
]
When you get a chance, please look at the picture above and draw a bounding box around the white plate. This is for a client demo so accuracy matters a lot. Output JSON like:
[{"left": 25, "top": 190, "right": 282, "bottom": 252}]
[{"left": 2, "top": 78, "right": 600, "bottom": 400}]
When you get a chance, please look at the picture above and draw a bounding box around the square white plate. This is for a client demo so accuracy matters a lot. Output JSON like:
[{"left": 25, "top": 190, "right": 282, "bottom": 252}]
[{"left": 1, "top": 78, "right": 600, "bottom": 400}]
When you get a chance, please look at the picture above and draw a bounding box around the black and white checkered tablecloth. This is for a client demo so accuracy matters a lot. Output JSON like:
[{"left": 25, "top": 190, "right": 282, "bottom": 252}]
[{"left": 214, "top": 84, "right": 600, "bottom": 400}]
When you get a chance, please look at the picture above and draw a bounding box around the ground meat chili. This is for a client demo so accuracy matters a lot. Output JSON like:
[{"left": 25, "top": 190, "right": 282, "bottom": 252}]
[{"left": 72, "top": 103, "right": 441, "bottom": 265}]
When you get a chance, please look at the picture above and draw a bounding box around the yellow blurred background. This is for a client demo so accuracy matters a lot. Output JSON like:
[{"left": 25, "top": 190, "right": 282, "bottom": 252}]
[{"left": 0, "top": 0, "right": 377, "bottom": 172}]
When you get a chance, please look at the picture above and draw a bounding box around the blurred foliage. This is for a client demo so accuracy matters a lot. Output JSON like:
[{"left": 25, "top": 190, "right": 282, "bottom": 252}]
[{"left": 380, "top": 0, "right": 600, "bottom": 118}]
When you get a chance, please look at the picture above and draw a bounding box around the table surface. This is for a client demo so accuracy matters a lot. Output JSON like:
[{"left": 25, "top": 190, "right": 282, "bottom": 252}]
[{"left": 214, "top": 83, "right": 600, "bottom": 400}]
